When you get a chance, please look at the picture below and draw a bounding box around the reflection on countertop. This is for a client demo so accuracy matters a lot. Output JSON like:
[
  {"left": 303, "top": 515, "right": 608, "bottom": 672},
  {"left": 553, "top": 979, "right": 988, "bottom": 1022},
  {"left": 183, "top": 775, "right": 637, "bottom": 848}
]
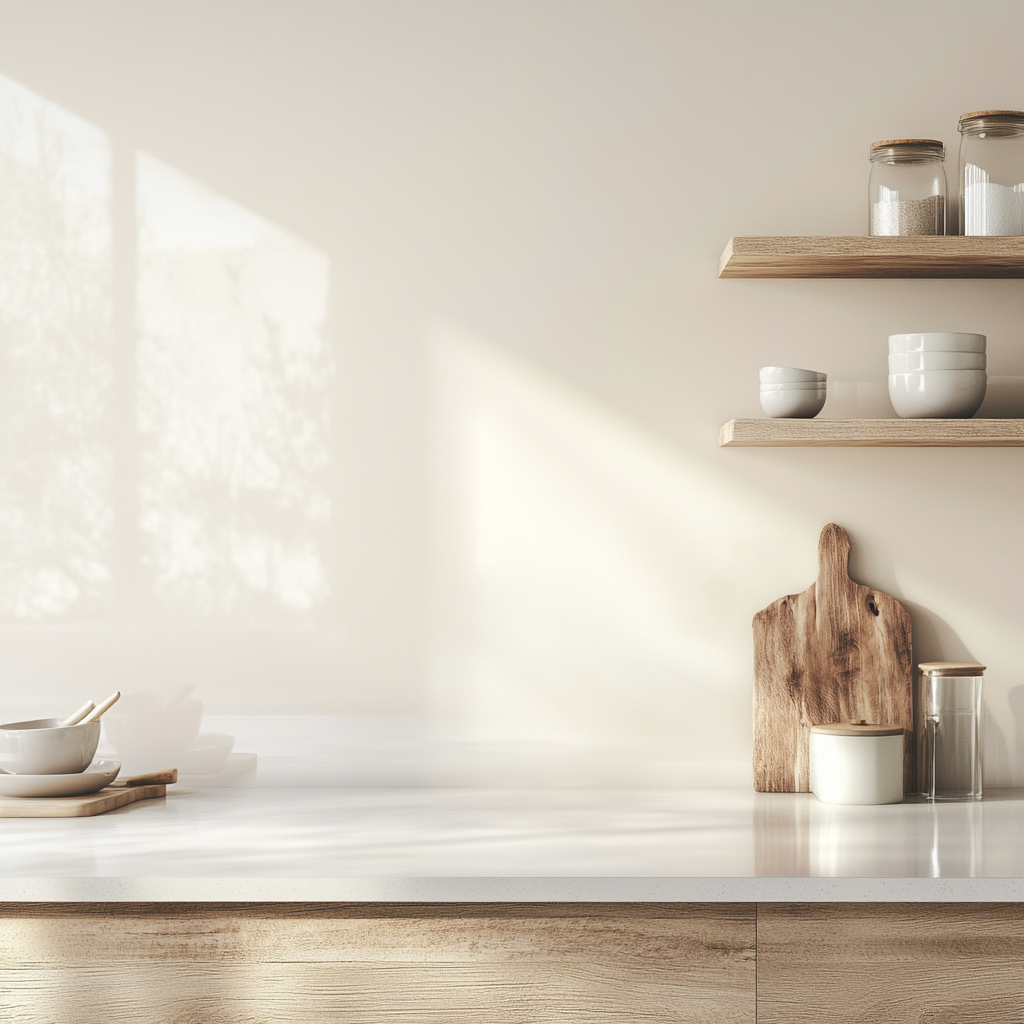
[{"left": 2, "top": 787, "right": 1024, "bottom": 902}]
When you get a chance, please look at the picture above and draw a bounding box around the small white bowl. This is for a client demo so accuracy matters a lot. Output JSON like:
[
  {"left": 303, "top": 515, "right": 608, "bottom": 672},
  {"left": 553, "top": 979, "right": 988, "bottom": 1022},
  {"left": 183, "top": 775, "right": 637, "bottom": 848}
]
[
  {"left": 760, "top": 366, "right": 827, "bottom": 384},
  {"left": 760, "top": 388, "right": 826, "bottom": 418},
  {"left": 888, "top": 369, "right": 987, "bottom": 418},
  {"left": 760, "top": 382, "right": 828, "bottom": 392},
  {"left": 0, "top": 718, "right": 101, "bottom": 775},
  {"left": 889, "top": 351, "right": 986, "bottom": 373},
  {"left": 888, "top": 332, "right": 986, "bottom": 354}
]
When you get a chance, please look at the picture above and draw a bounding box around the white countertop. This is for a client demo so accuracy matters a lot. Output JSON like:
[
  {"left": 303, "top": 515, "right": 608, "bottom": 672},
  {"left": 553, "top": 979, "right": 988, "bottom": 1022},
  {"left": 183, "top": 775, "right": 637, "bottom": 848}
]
[{"left": 2, "top": 787, "right": 1023, "bottom": 902}]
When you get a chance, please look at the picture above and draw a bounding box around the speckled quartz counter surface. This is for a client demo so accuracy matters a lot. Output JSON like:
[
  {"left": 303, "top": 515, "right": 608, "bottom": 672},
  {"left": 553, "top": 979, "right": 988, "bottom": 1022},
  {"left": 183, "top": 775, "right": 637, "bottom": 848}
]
[{"left": 2, "top": 787, "right": 1023, "bottom": 902}]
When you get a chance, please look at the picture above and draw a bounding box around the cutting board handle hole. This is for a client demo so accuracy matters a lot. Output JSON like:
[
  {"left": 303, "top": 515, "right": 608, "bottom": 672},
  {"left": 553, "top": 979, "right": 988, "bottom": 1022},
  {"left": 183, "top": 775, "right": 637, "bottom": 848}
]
[{"left": 867, "top": 596, "right": 880, "bottom": 616}]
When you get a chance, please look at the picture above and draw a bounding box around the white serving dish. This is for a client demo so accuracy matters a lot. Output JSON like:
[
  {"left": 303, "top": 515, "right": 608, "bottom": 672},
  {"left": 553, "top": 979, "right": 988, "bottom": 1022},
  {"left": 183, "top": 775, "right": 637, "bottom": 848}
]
[
  {"left": 0, "top": 758, "right": 121, "bottom": 797},
  {"left": 0, "top": 718, "right": 101, "bottom": 775},
  {"left": 888, "top": 369, "right": 987, "bottom": 419},
  {"left": 178, "top": 733, "right": 235, "bottom": 774},
  {"left": 103, "top": 696, "right": 204, "bottom": 759},
  {"left": 760, "top": 381, "right": 828, "bottom": 392},
  {"left": 760, "top": 388, "right": 826, "bottom": 418},
  {"left": 888, "top": 332, "right": 986, "bottom": 354},
  {"left": 759, "top": 366, "right": 827, "bottom": 384},
  {"left": 888, "top": 351, "right": 986, "bottom": 373}
]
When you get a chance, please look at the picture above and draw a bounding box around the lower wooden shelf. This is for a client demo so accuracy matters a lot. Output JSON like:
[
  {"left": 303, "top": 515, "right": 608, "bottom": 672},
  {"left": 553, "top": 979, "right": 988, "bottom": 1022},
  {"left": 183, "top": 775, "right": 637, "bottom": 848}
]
[{"left": 720, "top": 418, "right": 1024, "bottom": 447}]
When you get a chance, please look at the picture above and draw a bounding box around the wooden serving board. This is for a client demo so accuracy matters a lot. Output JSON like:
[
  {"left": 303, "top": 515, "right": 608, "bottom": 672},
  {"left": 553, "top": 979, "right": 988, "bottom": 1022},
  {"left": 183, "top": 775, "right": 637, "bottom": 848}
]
[
  {"left": 753, "top": 524, "right": 913, "bottom": 793},
  {"left": 0, "top": 769, "right": 176, "bottom": 818}
]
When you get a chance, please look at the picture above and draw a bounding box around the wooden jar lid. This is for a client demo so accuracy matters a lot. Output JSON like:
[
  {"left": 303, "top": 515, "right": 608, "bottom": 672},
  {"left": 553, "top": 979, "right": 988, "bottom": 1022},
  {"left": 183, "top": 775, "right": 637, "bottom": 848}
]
[
  {"left": 919, "top": 661, "right": 986, "bottom": 676},
  {"left": 811, "top": 722, "right": 904, "bottom": 737},
  {"left": 959, "top": 110, "right": 1024, "bottom": 119}
]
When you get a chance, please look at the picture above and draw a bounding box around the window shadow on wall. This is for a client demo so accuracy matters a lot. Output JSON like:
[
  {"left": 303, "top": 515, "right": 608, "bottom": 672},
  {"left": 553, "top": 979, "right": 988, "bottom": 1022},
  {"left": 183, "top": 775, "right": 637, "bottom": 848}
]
[{"left": 0, "top": 72, "right": 332, "bottom": 624}]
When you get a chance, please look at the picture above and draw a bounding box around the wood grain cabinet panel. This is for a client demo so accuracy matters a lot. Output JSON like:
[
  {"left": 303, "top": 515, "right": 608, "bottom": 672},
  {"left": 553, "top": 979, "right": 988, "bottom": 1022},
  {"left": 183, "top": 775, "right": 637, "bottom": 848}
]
[
  {"left": 757, "top": 903, "right": 1024, "bottom": 1024},
  {"left": 0, "top": 902, "right": 755, "bottom": 1024}
]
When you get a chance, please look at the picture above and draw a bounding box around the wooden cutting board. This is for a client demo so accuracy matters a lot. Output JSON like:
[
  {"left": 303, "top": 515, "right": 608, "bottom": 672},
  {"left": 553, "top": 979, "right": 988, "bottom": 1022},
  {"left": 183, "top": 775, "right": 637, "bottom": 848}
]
[
  {"left": 0, "top": 769, "right": 177, "bottom": 818},
  {"left": 753, "top": 524, "right": 913, "bottom": 793}
]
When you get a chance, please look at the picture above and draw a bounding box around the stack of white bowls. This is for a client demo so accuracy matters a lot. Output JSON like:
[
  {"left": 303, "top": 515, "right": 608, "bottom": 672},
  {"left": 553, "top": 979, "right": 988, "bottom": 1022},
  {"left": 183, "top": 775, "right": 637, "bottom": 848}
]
[
  {"left": 760, "top": 366, "right": 827, "bottom": 418},
  {"left": 888, "top": 333, "right": 987, "bottom": 418}
]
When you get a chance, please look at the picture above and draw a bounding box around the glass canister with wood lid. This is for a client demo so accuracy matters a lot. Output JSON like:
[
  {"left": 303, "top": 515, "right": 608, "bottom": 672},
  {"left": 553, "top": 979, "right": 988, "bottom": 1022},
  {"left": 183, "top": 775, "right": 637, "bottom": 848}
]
[
  {"left": 868, "top": 139, "right": 946, "bottom": 236},
  {"left": 917, "top": 662, "right": 985, "bottom": 801}
]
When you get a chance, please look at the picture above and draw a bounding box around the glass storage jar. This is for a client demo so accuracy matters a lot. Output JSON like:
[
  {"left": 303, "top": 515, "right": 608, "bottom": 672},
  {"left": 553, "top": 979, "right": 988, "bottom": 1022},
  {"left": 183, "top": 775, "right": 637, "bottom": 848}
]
[
  {"left": 868, "top": 140, "right": 946, "bottom": 236},
  {"left": 916, "top": 662, "right": 985, "bottom": 801},
  {"left": 958, "top": 110, "right": 1024, "bottom": 235}
]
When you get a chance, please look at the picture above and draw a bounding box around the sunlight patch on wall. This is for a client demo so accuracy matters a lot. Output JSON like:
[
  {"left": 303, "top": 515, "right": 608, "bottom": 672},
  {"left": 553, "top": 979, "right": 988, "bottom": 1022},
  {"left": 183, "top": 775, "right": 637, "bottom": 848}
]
[
  {"left": 0, "top": 75, "right": 111, "bottom": 618},
  {"left": 136, "top": 154, "right": 332, "bottom": 619},
  {"left": 429, "top": 324, "right": 819, "bottom": 762}
]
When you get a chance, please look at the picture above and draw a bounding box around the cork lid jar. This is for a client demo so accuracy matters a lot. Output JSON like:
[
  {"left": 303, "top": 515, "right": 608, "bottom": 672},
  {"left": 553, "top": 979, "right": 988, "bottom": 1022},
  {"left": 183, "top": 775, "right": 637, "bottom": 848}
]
[{"left": 868, "top": 140, "right": 946, "bottom": 237}]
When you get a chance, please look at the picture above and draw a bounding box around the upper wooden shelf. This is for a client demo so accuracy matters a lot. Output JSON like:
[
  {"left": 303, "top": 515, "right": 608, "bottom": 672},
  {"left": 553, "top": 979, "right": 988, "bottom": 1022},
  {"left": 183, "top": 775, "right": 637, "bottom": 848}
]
[
  {"left": 719, "top": 236, "right": 1024, "bottom": 278},
  {"left": 720, "top": 418, "right": 1024, "bottom": 447}
]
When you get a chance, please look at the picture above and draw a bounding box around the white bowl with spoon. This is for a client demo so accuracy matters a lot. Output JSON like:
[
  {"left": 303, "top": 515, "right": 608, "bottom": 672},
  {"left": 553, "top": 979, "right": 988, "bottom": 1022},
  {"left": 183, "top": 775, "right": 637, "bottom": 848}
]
[{"left": 0, "top": 692, "right": 120, "bottom": 775}]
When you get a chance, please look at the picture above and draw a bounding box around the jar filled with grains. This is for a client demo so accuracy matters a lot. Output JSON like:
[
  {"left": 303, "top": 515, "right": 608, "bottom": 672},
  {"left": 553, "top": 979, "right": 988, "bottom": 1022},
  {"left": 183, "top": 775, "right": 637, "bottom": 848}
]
[
  {"left": 958, "top": 110, "right": 1024, "bottom": 235},
  {"left": 868, "top": 140, "right": 946, "bottom": 236}
]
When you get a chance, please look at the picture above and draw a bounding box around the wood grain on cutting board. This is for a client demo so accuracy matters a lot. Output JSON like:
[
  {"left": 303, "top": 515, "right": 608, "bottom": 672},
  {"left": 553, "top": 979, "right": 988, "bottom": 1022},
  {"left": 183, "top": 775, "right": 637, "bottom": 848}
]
[{"left": 753, "top": 524, "right": 913, "bottom": 793}]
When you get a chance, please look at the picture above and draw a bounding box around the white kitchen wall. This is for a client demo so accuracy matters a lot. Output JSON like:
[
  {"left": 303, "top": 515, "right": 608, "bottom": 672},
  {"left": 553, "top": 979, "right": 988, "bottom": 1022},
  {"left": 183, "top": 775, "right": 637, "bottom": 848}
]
[{"left": 0, "top": 0, "right": 1021, "bottom": 786}]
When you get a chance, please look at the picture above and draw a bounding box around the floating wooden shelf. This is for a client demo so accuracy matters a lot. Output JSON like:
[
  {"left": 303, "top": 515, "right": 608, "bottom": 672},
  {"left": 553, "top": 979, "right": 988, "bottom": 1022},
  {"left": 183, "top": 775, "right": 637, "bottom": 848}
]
[
  {"left": 720, "top": 418, "right": 1024, "bottom": 447},
  {"left": 719, "top": 236, "right": 1024, "bottom": 278}
]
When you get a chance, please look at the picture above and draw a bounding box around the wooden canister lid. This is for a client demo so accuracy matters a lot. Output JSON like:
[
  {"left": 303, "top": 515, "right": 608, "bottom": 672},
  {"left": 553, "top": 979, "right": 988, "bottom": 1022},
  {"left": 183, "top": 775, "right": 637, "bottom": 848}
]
[
  {"left": 810, "top": 722, "right": 904, "bottom": 737},
  {"left": 919, "top": 661, "right": 985, "bottom": 676},
  {"left": 959, "top": 110, "right": 1024, "bottom": 119}
]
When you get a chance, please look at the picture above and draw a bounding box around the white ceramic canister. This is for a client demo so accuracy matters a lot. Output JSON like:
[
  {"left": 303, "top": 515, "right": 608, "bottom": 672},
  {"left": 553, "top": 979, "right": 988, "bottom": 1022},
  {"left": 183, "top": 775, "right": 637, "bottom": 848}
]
[{"left": 809, "top": 722, "right": 904, "bottom": 805}]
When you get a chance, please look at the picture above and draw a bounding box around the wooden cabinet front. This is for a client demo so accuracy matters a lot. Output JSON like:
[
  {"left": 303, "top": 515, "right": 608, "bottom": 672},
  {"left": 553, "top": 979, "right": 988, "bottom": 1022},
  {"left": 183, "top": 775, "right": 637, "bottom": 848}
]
[
  {"left": 3, "top": 900, "right": 1020, "bottom": 1023},
  {"left": 0, "top": 902, "right": 756, "bottom": 1024},
  {"left": 757, "top": 903, "right": 1024, "bottom": 1024}
]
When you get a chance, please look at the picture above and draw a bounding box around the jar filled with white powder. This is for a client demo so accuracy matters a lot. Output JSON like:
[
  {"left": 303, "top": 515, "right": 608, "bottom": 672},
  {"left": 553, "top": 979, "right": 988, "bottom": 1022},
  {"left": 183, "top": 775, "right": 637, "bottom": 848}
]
[
  {"left": 868, "top": 140, "right": 946, "bottom": 236},
  {"left": 958, "top": 110, "right": 1024, "bottom": 235}
]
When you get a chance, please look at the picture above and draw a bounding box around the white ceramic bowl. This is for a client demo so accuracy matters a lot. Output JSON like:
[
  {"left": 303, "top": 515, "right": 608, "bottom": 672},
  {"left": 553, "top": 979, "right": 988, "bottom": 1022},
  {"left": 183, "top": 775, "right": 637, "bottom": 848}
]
[
  {"left": 0, "top": 718, "right": 101, "bottom": 775},
  {"left": 888, "top": 351, "right": 986, "bottom": 373},
  {"left": 759, "top": 382, "right": 828, "bottom": 391},
  {"left": 760, "top": 366, "right": 827, "bottom": 383},
  {"left": 888, "top": 370, "right": 987, "bottom": 418},
  {"left": 888, "top": 332, "right": 986, "bottom": 354},
  {"left": 102, "top": 697, "right": 204, "bottom": 759},
  {"left": 760, "top": 388, "right": 826, "bottom": 418}
]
